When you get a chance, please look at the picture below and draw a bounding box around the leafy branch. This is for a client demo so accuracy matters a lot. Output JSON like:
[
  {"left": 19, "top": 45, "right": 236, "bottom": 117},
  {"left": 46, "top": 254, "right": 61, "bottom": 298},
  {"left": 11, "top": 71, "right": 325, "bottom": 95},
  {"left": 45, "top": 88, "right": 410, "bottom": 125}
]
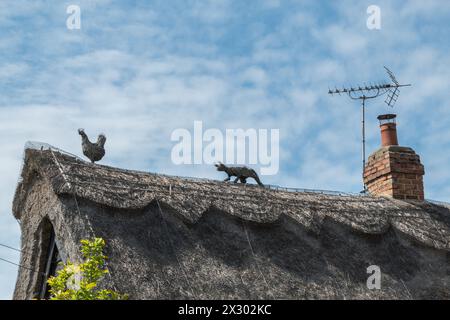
[{"left": 47, "top": 237, "right": 128, "bottom": 300}]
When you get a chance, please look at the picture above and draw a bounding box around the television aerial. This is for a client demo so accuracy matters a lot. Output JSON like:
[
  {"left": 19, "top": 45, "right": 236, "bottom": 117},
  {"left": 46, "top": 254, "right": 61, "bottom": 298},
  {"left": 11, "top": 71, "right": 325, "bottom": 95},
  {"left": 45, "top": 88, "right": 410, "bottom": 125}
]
[{"left": 328, "top": 66, "right": 411, "bottom": 192}]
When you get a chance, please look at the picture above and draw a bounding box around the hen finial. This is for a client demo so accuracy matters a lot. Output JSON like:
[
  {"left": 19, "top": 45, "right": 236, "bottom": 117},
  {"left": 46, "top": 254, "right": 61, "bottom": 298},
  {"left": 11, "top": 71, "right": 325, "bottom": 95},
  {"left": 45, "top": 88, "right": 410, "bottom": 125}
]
[{"left": 78, "top": 128, "right": 106, "bottom": 163}]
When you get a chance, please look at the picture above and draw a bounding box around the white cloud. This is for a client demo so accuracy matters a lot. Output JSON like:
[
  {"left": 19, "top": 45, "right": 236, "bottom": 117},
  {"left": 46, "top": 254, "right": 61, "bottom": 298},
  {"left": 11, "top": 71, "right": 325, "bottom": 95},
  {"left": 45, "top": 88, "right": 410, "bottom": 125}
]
[
  {"left": 239, "top": 66, "right": 269, "bottom": 88},
  {"left": 317, "top": 25, "right": 368, "bottom": 56},
  {"left": 190, "top": 0, "right": 231, "bottom": 23},
  {"left": 0, "top": 63, "right": 29, "bottom": 81}
]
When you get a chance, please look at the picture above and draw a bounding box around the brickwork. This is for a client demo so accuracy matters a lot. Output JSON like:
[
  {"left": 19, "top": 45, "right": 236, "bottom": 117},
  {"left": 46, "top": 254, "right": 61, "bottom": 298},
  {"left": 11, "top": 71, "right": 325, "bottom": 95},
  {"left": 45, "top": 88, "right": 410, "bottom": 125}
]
[{"left": 363, "top": 146, "right": 425, "bottom": 201}]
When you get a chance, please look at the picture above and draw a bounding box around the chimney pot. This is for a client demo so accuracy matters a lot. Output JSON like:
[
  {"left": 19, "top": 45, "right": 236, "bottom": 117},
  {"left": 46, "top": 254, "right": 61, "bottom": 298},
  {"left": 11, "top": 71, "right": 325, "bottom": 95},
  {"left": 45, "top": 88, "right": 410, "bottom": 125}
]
[{"left": 378, "top": 114, "right": 398, "bottom": 147}]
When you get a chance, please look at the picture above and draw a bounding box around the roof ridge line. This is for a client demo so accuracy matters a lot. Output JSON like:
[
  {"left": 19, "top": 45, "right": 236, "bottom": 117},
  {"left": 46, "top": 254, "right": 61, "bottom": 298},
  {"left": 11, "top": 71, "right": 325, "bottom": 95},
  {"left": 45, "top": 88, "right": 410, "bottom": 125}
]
[{"left": 23, "top": 142, "right": 389, "bottom": 199}]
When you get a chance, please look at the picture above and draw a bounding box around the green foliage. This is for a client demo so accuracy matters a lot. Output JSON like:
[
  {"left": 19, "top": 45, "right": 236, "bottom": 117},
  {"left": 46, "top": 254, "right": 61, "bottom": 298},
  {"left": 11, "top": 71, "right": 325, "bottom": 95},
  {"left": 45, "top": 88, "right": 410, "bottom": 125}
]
[{"left": 47, "top": 237, "right": 128, "bottom": 300}]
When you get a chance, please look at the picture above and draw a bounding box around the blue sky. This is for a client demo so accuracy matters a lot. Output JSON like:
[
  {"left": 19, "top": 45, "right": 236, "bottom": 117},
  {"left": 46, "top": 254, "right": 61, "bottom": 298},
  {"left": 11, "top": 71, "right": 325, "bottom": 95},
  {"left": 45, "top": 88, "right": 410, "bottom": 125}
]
[{"left": 1, "top": 0, "right": 449, "bottom": 299}]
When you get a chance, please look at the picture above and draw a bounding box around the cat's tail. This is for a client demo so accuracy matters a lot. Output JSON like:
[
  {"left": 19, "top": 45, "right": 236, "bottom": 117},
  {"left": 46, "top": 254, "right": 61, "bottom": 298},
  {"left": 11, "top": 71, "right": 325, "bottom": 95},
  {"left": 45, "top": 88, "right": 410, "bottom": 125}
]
[{"left": 252, "top": 171, "right": 264, "bottom": 187}]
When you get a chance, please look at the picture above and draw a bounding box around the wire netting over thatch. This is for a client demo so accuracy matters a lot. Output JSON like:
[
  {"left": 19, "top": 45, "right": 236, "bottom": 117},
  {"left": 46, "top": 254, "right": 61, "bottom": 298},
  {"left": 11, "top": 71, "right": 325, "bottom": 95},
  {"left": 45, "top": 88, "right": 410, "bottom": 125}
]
[{"left": 11, "top": 145, "right": 450, "bottom": 299}]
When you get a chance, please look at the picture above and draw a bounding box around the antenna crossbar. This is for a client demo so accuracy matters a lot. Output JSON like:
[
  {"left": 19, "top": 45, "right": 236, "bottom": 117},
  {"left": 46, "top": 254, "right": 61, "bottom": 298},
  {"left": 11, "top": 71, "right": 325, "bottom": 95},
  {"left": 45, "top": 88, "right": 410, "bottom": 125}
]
[{"left": 328, "top": 83, "right": 410, "bottom": 97}]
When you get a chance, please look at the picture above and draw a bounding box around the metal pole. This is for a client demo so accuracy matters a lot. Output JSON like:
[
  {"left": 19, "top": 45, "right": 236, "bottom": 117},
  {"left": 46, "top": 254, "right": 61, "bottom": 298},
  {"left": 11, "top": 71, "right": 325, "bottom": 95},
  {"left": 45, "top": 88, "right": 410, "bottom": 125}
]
[{"left": 361, "top": 97, "right": 366, "bottom": 191}]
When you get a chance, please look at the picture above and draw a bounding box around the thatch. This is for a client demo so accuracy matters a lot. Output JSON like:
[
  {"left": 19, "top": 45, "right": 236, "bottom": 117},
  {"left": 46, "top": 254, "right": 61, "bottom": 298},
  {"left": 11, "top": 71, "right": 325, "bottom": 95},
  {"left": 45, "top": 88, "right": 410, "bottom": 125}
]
[{"left": 12, "top": 147, "right": 450, "bottom": 299}]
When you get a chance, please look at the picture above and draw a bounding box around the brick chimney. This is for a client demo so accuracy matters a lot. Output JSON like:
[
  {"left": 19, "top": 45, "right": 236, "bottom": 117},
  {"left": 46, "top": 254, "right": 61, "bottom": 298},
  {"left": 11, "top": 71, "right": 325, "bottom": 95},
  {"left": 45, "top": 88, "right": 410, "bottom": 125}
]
[{"left": 363, "top": 114, "right": 425, "bottom": 201}]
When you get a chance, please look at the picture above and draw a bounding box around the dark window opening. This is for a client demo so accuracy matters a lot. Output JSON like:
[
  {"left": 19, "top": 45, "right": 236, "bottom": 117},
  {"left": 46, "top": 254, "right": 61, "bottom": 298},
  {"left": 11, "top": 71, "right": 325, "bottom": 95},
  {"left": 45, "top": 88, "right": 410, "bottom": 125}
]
[{"left": 38, "top": 228, "right": 62, "bottom": 299}]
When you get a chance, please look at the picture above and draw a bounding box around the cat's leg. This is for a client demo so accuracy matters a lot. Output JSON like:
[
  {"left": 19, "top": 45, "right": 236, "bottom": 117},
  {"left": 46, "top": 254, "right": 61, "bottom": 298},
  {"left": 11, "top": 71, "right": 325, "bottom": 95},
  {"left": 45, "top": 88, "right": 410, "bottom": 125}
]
[
  {"left": 224, "top": 175, "right": 231, "bottom": 181},
  {"left": 240, "top": 177, "right": 247, "bottom": 184},
  {"left": 233, "top": 176, "right": 240, "bottom": 183}
]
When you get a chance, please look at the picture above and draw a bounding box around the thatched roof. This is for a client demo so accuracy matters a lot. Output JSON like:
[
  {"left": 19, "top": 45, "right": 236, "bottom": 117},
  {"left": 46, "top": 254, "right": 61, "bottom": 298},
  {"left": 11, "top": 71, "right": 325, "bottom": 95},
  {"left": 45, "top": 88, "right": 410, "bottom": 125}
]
[{"left": 12, "top": 145, "right": 450, "bottom": 299}]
